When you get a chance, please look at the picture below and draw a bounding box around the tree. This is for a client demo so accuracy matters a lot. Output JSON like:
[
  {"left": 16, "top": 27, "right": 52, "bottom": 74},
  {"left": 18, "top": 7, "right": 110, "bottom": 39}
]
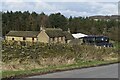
[
  {"left": 38, "top": 12, "right": 50, "bottom": 28},
  {"left": 49, "top": 13, "right": 68, "bottom": 30},
  {"left": 2, "top": 11, "right": 120, "bottom": 42}
]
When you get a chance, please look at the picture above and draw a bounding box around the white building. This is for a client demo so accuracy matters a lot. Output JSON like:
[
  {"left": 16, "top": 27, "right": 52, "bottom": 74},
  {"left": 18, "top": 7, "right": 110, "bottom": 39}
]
[{"left": 72, "top": 33, "right": 88, "bottom": 39}]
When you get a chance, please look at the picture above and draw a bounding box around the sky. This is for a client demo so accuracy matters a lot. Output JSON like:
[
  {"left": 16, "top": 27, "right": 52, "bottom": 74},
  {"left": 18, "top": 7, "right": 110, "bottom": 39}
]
[{"left": 1, "top": 0, "right": 119, "bottom": 17}]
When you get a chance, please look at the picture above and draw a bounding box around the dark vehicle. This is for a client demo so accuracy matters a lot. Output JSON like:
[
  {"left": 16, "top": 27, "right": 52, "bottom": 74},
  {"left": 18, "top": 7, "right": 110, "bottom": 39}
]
[
  {"left": 96, "top": 42, "right": 113, "bottom": 47},
  {"left": 82, "top": 35, "right": 113, "bottom": 47}
]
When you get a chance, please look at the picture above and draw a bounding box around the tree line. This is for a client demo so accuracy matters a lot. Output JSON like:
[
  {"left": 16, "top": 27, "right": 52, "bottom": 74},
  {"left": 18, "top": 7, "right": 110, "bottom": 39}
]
[{"left": 2, "top": 11, "right": 120, "bottom": 42}]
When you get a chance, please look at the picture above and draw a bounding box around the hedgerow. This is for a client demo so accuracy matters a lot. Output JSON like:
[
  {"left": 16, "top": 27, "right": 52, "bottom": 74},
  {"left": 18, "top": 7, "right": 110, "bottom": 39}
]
[{"left": 2, "top": 40, "right": 118, "bottom": 70}]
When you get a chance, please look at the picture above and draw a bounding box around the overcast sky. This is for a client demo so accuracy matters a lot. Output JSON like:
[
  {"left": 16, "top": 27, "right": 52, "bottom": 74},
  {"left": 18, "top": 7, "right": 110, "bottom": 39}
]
[{"left": 1, "top": 0, "right": 119, "bottom": 17}]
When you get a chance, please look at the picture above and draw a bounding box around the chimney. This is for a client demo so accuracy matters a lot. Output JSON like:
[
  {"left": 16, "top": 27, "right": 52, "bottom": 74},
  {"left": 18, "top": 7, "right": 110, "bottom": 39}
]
[
  {"left": 40, "top": 25, "right": 43, "bottom": 31},
  {"left": 68, "top": 28, "right": 70, "bottom": 33},
  {"left": 40, "top": 25, "right": 45, "bottom": 31}
]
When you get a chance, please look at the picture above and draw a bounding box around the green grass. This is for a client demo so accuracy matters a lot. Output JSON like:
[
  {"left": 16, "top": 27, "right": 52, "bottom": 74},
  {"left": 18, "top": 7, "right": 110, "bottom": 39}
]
[{"left": 2, "top": 60, "right": 118, "bottom": 78}]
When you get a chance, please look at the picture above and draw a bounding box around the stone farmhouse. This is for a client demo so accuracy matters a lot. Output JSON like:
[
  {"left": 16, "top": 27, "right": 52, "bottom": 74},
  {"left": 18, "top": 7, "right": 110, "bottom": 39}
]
[{"left": 5, "top": 27, "right": 74, "bottom": 44}]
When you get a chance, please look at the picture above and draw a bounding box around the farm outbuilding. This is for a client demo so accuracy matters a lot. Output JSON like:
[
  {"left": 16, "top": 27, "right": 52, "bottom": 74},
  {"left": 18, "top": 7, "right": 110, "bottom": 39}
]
[{"left": 5, "top": 27, "right": 74, "bottom": 44}]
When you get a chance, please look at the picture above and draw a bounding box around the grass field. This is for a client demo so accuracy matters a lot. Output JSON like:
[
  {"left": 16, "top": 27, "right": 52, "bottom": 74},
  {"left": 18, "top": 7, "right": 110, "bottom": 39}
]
[{"left": 1, "top": 41, "right": 119, "bottom": 78}]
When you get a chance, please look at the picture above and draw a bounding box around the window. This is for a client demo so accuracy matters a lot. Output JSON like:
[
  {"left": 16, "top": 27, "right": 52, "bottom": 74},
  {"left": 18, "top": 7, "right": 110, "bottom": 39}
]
[
  {"left": 23, "top": 37, "right": 26, "bottom": 40},
  {"left": 12, "top": 38, "right": 14, "bottom": 40},
  {"left": 53, "top": 37, "right": 55, "bottom": 41},
  {"left": 32, "top": 38, "right": 34, "bottom": 41}
]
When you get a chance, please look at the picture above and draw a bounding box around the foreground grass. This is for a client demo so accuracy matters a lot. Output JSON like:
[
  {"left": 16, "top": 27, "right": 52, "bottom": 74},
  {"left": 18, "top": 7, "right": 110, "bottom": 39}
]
[
  {"left": 2, "top": 60, "right": 118, "bottom": 78},
  {"left": 2, "top": 41, "right": 119, "bottom": 78}
]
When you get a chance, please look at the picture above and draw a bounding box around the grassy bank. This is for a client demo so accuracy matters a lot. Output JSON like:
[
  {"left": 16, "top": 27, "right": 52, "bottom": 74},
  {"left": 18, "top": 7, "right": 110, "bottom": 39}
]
[
  {"left": 1, "top": 40, "right": 119, "bottom": 78},
  {"left": 2, "top": 60, "right": 119, "bottom": 78}
]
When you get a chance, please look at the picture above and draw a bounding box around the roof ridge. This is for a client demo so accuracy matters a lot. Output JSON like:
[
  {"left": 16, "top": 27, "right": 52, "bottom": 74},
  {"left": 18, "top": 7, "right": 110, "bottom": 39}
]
[
  {"left": 45, "top": 28, "right": 62, "bottom": 31},
  {"left": 6, "top": 31, "right": 40, "bottom": 37}
]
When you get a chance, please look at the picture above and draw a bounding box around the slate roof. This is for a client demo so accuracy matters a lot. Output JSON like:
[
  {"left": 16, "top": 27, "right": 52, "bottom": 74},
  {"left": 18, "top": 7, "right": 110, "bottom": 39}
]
[
  {"left": 63, "top": 31, "right": 74, "bottom": 40},
  {"left": 6, "top": 31, "right": 40, "bottom": 37},
  {"left": 45, "top": 28, "right": 64, "bottom": 37},
  {"left": 6, "top": 28, "right": 74, "bottom": 40}
]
